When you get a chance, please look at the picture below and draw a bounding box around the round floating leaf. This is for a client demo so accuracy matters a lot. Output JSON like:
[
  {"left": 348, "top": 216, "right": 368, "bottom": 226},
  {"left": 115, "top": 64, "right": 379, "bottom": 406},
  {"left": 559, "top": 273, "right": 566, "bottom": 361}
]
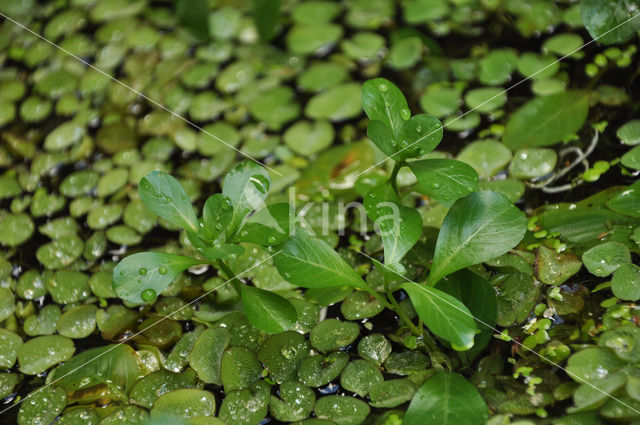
[
  {"left": 599, "top": 326, "right": 640, "bottom": 362},
  {"left": 0, "top": 287, "right": 14, "bottom": 323},
  {"left": 509, "top": 148, "right": 557, "bottom": 179},
  {"left": 0, "top": 329, "right": 22, "bottom": 368},
  {"left": 383, "top": 351, "right": 430, "bottom": 375},
  {"left": 536, "top": 246, "right": 582, "bottom": 286},
  {"left": 44, "top": 121, "right": 85, "bottom": 151},
  {"left": 464, "top": 87, "right": 507, "bottom": 113},
  {"left": 286, "top": 24, "right": 343, "bottom": 55},
  {"left": 612, "top": 263, "right": 640, "bottom": 301},
  {"left": 130, "top": 369, "right": 198, "bottom": 409},
  {"left": 357, "top": 334, "right": 392, "bottom": 366},
  {"left": 45, "top": 270, "right": 90, "bottom": 304},
  {"left": 298, "top": 352, "right": 349, "bottom": 387},
  {"left": 340, "top": 290, "right": 385, "bottom": 320},
  {"left": 419, "top": 85, "right": 462, "bottom": 118},
  {"left": 17, "top": 386, "right": 67, "bottom": 425},
  {"left": 55, "top": 408, "right": 99, "bottom": 425},
  {"left": 310, "top": 319, "right": 360, "bottom": 352},
  {"left": 269, "top": 381, "right": 316, "bottom": 422},
  {"left": 258, "top": 331, "right": 310, "bottom": 384},
  {"left": 618, "top": 120, "right": 640, "bottom": 146},
  {"left": 18, "top": 335, "right": 75, "bottom": 375},
  {"left": 456, "top": 140, "right": 512, "bottom": 178},
  {"left": 241, "top": 286, "right": 297, "bottom": 334},
  {"left": 606, "top": 181, "right": 640, "bottom": 217},
  {"left": 340, "top": 359, "right": 383, "bottom": 396},
  {"left": 314, "top": 395, "right": 370, "bottom": 425},
  {"left": 0, "top": 211, "right": 34, "bottom": 246},
  {"left": 502, "top": 91, "right": 589, "bottom": 150},
  {"left": 151, "top": 389, "right": 216, "bottom": 419},
  {"left": 36, "top": 235, "right": 83, "bottom": 269},
  {"left": 369, "top": 379, "right": 417, "bottom": 408},
  {"left": 189, "top": 327, "right": 230, "bottom": 385},
  {"left": 428, "top": 191, "right": 527, "bottom": 285},
  {"left": 284, "top": 120, "right": 334, "bottom": 156},
  {"left": 582, "top": 242, "right": 631, "bottom": 277},
  {"left": 306, "top": 83, "right": 362, "bottom": 122},
  {"left": 621, "top": 145, "right": 640, "bottom": 170},
  {"left": 404, "top": 372, "right": 488, "bottom": 425},
  {"left": 566, "top": 347, "right": 626, "bottom": 382},
  {"left": 113, "top": 252, "right": 201, "bottom": 304},
  {"left": 221, "top": 346, "right": 263, "bottom": 392},
  {"left": 24, "top": 305, "right": 60, "bottom": 336},
  {"left": 410, "top": 158, "right": 479, "bottom": 207},
  {"left": 219, "top": 380, "right": 270, "bottom": 425},
  {"left": 56, "top": 304, "right": 98, "bottom": 339}
]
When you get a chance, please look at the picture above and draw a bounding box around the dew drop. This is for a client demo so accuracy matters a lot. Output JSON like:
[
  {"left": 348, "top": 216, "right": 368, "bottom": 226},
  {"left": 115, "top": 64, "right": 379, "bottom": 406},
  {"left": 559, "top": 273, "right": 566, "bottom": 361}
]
[
  {"left": 415, "top": 125, "right": 422, "bottom": 132},
  {"left": 281, "top": 346, "right": 297, "bottom": 359},
  {"left": 158, "top": 266, "right": 168, "bottom": 275},
  {"left": 215, "top": 222, "right": 223, "bottom": 230},
  {"left": 141, "top": 288, "right": 157, "bottom": 302},
  {"left": 138, "top": 268, "right": 147, "bottom": 276},
  {"left": 268, "top": 236, "right": 277, "bottom": 244},
  {"left": 378, "top": 83, "right": 388, "bottom": 92},
  {"left": 431, "top": 182, "right": 441, "bottom": 189},
  {"left": 221, "top": 198, "right": 233, "bottom": 211},
  {"left": 250, "top": 174, "right": 270, "bottom": 194},
  {"left": 400, "top": 108, "right": 411, "bottom": 120}
]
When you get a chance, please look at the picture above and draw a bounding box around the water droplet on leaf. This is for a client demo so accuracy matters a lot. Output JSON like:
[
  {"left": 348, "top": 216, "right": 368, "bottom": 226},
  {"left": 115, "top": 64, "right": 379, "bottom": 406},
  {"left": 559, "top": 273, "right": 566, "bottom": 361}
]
[{"left": 141, "top": 288, "right": 156, "bottom": 302}]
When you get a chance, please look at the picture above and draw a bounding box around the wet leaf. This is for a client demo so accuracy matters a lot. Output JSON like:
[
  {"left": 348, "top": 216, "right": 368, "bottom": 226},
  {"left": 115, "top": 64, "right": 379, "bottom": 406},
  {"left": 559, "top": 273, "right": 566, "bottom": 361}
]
[
  {"left": 612, "top": 263, "right": 640, "bottom": 301},
  {"left": 509, "top": 148, "right": 558, "bottom": 179},
  {"left": 0, "top": 329, "right": 22, "bottom": 368},
  {"left": 536, "top": 246, "right": 582, "bottom": 286},
  {"left": 404, "top": 372, "right": 488, "bottom": 425},
  {"left": 581, "top": 0, "right": 640, "bottom": 45},
  {"left": 410, "top": 158, "right": 479, "bottom": 207},
  {"left": 17, "top": 386, "right": 67, "bottom": 425},
  {"left": 340, "top": 359, "right": 383, "bottom": 396},
  {"left": 189, "top": 327, "right": 230, "bottom": 385},
  {"left": 258, "top": 331, "right": 310, "bottom": 383},
  {"left": 456, "top": 140, "right": 512, "bottom": 178},
  {"left": 130, "top": 369, "right": 198, "bottom": 409},
  {"left": 221, "top": 346, "right": 263, "bottom": 392},
  {"left": 369, "top": 379, "right": 417, "bottom": 408},
  {"left": 219, "top": 380, "right": 271, "bottom": 425},
  {"left": 314, "top": 395, "right": 370, "bottom": 425},
  {"left": 151, "top": 389, "right": 216, "bottom": 419},
  {"left": 310, "top": 319, "right": 360, "bottom": 352},
  {"left": 270, "top": 381, "right": 315, "bottom": 422},
  {"left": 18, "top": 335, "right": 75, "bottom": 375},
  {"left": 583, "top": 241, "right": 631, "bottom": 277}
]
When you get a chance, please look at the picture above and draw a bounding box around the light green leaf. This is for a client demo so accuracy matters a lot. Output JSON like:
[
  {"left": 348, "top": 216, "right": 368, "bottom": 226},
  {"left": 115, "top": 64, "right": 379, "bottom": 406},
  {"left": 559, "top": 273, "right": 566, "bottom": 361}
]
[
  {"left": 409, "top": 158, "right": 479, "bottom": 207},
  {"left": 502, "top": 91, "right": 589, "bottom": 150},
  {"left": 582, "top": 241, "right": 631, "bottom": 277},
  {"left": 401, "top": 281, "right": 476, "bottom": 349},
  {"left": 139, "top": 170, "right": 199, "bottom": 233},
  {"left": 240, "top": 285, "right": 297, "bottom": 334},
  {"left": 232, "top": 203, "right": 291, "bottom": 246},
  {"left": 404, "top": 371, "right": 489, "bottom": 425},
  {"left": 274, "top": 226, "right": 367, "bottom": 289},
  {"left": 222, "top": 160, "right": 271, "bottom": 234},
  {"left": 428, "top": 191, "right": 527, "bottom": 285},
  {"left": 113, "top": 252, "right": 202, "bottom": 304}
]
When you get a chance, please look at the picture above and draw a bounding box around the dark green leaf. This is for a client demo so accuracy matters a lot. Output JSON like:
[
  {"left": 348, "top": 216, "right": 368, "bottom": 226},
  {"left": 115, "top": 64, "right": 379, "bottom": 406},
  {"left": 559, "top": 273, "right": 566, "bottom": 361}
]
[
  {"left": 139, "top": 170, "right": 199, "bottom": 234},
  {"left": 113, "top": 252, "right": 201, "bottom": 304},
  {"left": 404, "top": 371, "right": 489, "bottom": 425},
  {"left": 606, "top": 181, "right": 640, "bottom": 218},
  {"left": 175, "top": 0, "right": 209, "bottom": 40},
  {"left": 409, "top": 158, "right": 479, "bottom": 207},
  {"left": 612, "top": 263, "right": 640, "bottom": 301},
  {"left": 241, "top": 285, "right": 297, "bottom": 334},
  {"left": 502, "top": 91, "right": 589, "bottom": 150},
  {"left": 401, "top": 281, "right": 476, "bottom": 349},
  {"left": 251, "top": 0, "right": 281, "bottom": 41},
  {"left": 367, "top": 119, "right": 398, "bottom": 158},
  {"left": 222, "top": 161, "right": 271, "bottom": 234},
  {"left": 361, "top": 78, "right": 409, "bottom": 134},
  {"left": 428, "top": 191, "right": 527, "bottom": 285},
  {"left": 581, "top": 0, "right": 640, "bottom": 45},
  {"left": 397, "top": 114, "right": 443, "bottom": 159},
  {"left": 274, "top": 226, "right": 367, "bottom": 289}
]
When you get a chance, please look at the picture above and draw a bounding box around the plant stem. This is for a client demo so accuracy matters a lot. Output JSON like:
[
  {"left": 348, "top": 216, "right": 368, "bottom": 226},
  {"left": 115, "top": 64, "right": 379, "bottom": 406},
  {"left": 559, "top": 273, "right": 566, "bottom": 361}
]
[
  {"left": 216, "top": 260, "right": 243, "bottom": 294},
  {"left": 389, "top": 161, "right": 403, "bottom": 193},
  {"left": 384, "top": 281, "right": 422, "bottom": 336}
]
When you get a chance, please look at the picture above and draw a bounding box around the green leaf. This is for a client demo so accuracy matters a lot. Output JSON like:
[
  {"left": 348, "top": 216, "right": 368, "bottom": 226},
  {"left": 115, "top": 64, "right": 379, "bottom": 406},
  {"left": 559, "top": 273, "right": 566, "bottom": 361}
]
[
  {"left": 176, "top": 0, "right": 209, "bottom": 39},
  {"left": 401, "top": 281, "right": 476, "bottom": 349},
  {"left": 113, "top": 252, "right": 202, "bottom": 304},
  {"left": 364, "top": 183, "right": 422, "bottom": 268},
  {"left": 396, "top": 114, "right": 443, "bottom": 159},
  {"left": 240, "top": 285, "right": 297, "bottom": 334},
  {"left": 581, "top": 0, "right": 640, "bottom": 45},
  {"left": 251, "top": 0, "right": 281, "bottom": 41},
  {"left": 232, "top": 203, "right": 291, "bottom": 246},
  {"left": 222, "top": 161, "right": 271, "bottom": 234},
  {"left": 409, "top": 158, "right": 479, "bottom": 207},
  {"left": 139, "top": 170, "right": 199, "bottom": 233},
  {"left": 367, "top": 119, "right": 398, "bottom": 158},
  {"left": 361, "top": 78, "right": 409, "bottom": 134},
  {"left": 47, "top": 344, "right": 140, "bottom": 404},
  {"left": 502, "top": 91, "right": 589, "bottom": 149},
  {"left": 621, "top": 145, "right": 640, "bottom": 170},
  {"left": 201, "top": 194, "right": 233, "bottom": 242},
  {"left": 612, "top": 263, "right": 640, "bottom": 301},
  {"left": 404, "top": 371, "right": 489, "bottom": 425},
  {"left": 606, "top": 181, "right": 640, "bottom": 217},
  {"left": 274, "top": 226, "right": 367, "bottom": 289},
  {"left": 428, "top": 191, "right": 527, "bottom": 285},
  {"left": 582, "top": 242, "right": 631, "bottom": 277}
]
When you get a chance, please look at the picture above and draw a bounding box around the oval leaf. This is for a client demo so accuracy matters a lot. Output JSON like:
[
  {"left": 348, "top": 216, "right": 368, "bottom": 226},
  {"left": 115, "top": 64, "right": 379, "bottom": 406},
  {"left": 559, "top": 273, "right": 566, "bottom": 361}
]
[
  {"left": 502, "top": 91, "right": 589, "bottom": 150},
  {"left": 139, "top": 170, "right": 199, "bottom": 233},
  {"left": 409, "top": 158, "right": 479, "bottom": 207},
  {"left": 232, "top": 202, "right": 291, "bottom": 246},
  {"left": 428, "top": 191, "right": 527, "bottom": 285},
  {"left": 397, "top": 114, "right": 443, "bottom": 159},
  {"left": 222, "top": 161, "right": 271, "bottom": 234},
  {"left": 361, "top": 78, "right": 409, "bottom": 134},
  {"left": 274, "top": 226, "right": 367, "bottom": 289},
  {"left": 581, "top": 0, "right": 640, "bottom": 45},
  {"left": 241, "top": 285, "right": 297, "bottom": 334},
  {"left": 404, "top": 371, "right": 489, "bottom": 425},
  {"left": 113, "top": 252, "right": 202, "bottom": 304},
  {"left": 201, "top": 193, "right": 233, "bottom": 242},
  {"left": 401, "top": 281, "right": 476, "bottom": 349}
]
